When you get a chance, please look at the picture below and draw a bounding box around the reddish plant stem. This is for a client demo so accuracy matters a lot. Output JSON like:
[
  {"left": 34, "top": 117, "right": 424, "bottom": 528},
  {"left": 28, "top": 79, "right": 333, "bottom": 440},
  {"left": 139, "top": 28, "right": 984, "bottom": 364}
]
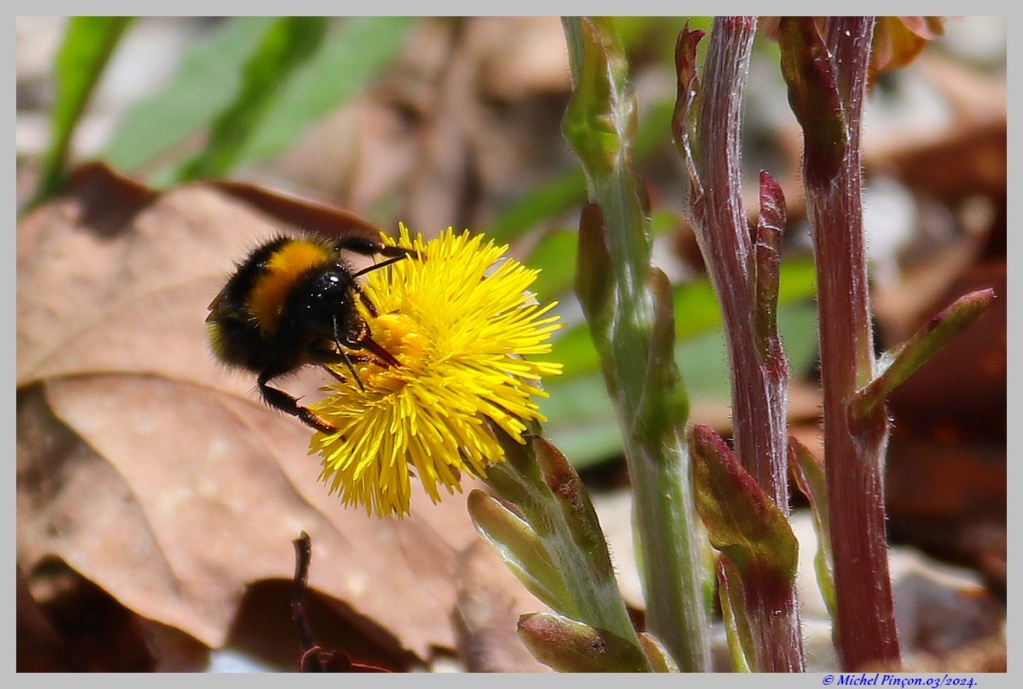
[
  {"left": 292, "top": 531, "right": 316, "bottom": 654},
  {"left": 805, "top": 17, "right": 901, "bottom": 670},
  {"left": 689, "top": 17, "right": 803, "bottom": 671},
  {"left": 694, "top": 18, "right": 788, "bottom": 511}
]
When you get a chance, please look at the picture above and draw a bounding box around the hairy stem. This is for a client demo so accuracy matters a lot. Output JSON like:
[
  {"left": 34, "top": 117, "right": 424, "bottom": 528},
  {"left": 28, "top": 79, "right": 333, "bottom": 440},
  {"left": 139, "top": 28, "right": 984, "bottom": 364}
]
[
  {"left": 781, "top": 16, "right": 901, "bottom": 669},
  {"left": 562, "top": 17, "right": 710, "bottom": 671},
  {"left": 676, "top": 17, "right": 804, "bottom": 671}
]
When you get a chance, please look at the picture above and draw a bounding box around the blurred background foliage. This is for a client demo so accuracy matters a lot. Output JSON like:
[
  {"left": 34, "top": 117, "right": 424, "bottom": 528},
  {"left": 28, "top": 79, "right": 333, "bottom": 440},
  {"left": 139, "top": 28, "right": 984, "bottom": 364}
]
[{"left": 15, "top": 16, "right": 1004, "bottom": 472}]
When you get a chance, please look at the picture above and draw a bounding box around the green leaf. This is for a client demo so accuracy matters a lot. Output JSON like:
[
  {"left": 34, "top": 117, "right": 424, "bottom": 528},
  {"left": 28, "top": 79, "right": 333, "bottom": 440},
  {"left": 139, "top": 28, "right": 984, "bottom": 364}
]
[
  {"left": 486, "top": 170, "right": 588, "bottom": 245},
  {"left": 716, "top": 556, "right": 754, "bottom": 672},
  {"left": 690, "top": 425, "right": 798, "bottom": 585},
  {"left": 537, "top": 373, "right": 623, "bottom": 470},
  {"left": 551, "top": 257, "right": 817, "bottom": 382},
  {"left": 175, "top": 16, "right": 329, "bottom": 180},
  {"left": 638, "top": 632, "right": 681, "bottom": 672},
  {"left": 525, "top": 210, "right": 674, "bottom": 306},
  {"left": 542, "top": 299, "right": 818, "bottom": 469},
  {"left": 540, "top": 330, "right": 730, "bottom": 470},
  {"left": 32, "top": 17, "right": 133, "bottom": 206},
  {"left": 466, "top": 490, "right": 575, "bottom": 617},
  {"left": 778, "top": 17, "right": 848, "bottom": 187},
  {"left": 525, "top": 229, "right": 578, "bottom": 304},
  {"left": 169, "top": 17, "right": 414, "bottom": 181},
  {"left": 481, "top": 432, "right": 640, "bottom": 644},
  {"left": 547, "top": 322, "right": 600, "bottom": 381},
  {"left": 237, "top": 16, "right": 417, "bottom": 166},
  {"left": 777, "top": 300, "right": 820, "bottom": 378},
  {"left": 852, "top": 288, "right": 996, "bottom": 422},
  {"left": 788, "top": 435, "right": 835, "bottom": 619},
  {"left": 101, "top": 17, "right": 275, "bottom": 175},
  {"left": 676, "top": 329, "right": 731, "bottom": 400},
  {"left": 484, "top": 99, "right": 680, "bottom": 248},
  {"left": 518, "top": 611, "right": 651, "bottom": 672}
]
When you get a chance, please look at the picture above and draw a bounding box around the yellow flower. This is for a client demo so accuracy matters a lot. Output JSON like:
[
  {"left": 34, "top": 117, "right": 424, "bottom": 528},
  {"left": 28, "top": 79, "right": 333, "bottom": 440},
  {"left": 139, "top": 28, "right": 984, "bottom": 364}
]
[{"left": 309, "top": 226, "right": 563, "bottom": 517}]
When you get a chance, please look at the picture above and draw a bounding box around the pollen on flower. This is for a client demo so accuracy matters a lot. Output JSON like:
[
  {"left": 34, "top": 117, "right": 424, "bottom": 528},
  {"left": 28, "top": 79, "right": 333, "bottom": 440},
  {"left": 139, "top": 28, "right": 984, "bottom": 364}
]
[{"left": 308, "top": 225, "right": 563, "bottom": 518}]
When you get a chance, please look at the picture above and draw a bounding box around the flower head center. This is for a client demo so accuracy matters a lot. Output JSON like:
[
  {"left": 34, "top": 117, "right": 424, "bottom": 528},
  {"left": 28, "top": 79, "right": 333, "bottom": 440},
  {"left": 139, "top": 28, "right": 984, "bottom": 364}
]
[
  {"left": 311, "top": 226, "right": 563, "bottom": 517},
  {"left": 358, "top": 312, "right": 430, "bottom": 392}
]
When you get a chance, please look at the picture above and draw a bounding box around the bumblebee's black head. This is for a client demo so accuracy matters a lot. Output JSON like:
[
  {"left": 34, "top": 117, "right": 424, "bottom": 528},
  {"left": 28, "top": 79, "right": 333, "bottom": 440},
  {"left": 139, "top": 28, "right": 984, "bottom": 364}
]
[{"left": 287, "top": 265, "right": 363, "bottom": 345}]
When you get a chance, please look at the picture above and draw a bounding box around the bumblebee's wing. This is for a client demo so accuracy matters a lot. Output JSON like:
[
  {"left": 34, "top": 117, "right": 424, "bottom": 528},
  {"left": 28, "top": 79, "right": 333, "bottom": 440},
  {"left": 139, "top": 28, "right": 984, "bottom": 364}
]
[
  {"left": 206, "top": 282, "right": 234, "bottom": 320},
  {"left": 208, "top": 179, "right": 391, "bottom": 249},
  {"left": 206, "top": 278, "right": 251, "bottom": 325}
]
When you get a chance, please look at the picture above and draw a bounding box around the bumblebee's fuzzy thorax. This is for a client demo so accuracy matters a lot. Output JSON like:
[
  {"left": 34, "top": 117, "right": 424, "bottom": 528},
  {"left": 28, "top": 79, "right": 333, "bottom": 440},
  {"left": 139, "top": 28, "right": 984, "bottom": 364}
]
[
  {"left": 205, "top": 227, "right": 417, "bottom": 434},
  {"left": 249, "top": 238, "right": 337, "bottom": 335}
]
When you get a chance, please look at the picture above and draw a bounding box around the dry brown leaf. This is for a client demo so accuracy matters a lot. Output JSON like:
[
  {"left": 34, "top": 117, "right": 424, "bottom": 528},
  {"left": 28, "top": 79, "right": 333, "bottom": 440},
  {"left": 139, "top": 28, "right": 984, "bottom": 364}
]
[
  {"left": 871, "top": 17, "right": 946, "bottom": 76},
  {"left": 16, "top": 559, "right": 160, "bottom": 671},
  {"left": 17, "top": 163, "right": 494, "bottom": 661},
  {"left": 863, "top": 51, "right": 1006, "bottom": 202},
  {"left": 454, "top": 540, "right": 552, "bottom": 673}
]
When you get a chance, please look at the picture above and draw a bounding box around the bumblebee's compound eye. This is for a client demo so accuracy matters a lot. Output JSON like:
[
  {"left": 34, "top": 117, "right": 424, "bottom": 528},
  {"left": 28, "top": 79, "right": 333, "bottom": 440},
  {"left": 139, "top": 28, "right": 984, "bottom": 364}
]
[{"left": 292, "top": 270, "right": 357, "bottom": 336}]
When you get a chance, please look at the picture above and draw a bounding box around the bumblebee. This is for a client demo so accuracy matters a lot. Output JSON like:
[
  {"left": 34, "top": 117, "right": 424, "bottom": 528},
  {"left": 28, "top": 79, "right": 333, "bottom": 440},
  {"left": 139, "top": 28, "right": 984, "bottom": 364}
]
[{"left": 207, "top": 227, "right": 415, "bottom": 434}]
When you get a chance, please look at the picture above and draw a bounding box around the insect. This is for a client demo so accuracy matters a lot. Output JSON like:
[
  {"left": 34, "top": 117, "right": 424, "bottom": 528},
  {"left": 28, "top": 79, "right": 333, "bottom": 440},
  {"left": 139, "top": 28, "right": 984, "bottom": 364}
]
[{"left": 206, "top": 224, "right": 416, "bottom": 434}]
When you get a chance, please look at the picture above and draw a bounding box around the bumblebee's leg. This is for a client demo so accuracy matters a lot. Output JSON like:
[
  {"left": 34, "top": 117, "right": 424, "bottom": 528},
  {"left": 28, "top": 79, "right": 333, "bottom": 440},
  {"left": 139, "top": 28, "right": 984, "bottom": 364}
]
[
  {"left": 257, "top": 369, "right": 338, "bottom": 434},
  {"left": 355, "top": 332, "right": 401, "bottom": 369},
  {"left": 344, "top": 281, "right": 403, "bottom": 369},
  {"left": 310, "top": 342, "right": 367, "bottom": 391},
  {"left": 321, "top": 366, "right": 348, "bottom": 386},
  {"left": 309, "top": 347, "right": 372, "bottom": 386},
  {"left": 349, "top": 280, "right": 381, "bottom": 318},
  {"left": 310, "top": 350, "right": 371, "bottom": 366},
  {"left": 330, "top": 310, "right": 402, "bottom": 373}
]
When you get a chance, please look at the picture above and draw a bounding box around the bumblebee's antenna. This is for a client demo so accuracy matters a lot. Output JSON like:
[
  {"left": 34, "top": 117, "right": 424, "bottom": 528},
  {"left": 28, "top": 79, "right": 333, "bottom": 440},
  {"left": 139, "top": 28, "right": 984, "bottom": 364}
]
[{"left": 352, "top": 250, "right": 417, "bottom": 279}]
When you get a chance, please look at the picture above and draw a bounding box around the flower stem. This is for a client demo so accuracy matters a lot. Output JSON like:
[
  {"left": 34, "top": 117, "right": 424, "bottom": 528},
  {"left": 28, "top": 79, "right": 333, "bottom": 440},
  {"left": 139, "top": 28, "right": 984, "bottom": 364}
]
[
  {"left": 673, "top": 17, "right": 804, "bottom": 671},
  {"left": 562, "top": 17, "right": 710, "bottom": 672},
  {"left": 780, "top": 16, "right": 901, "bottom": 669}
]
